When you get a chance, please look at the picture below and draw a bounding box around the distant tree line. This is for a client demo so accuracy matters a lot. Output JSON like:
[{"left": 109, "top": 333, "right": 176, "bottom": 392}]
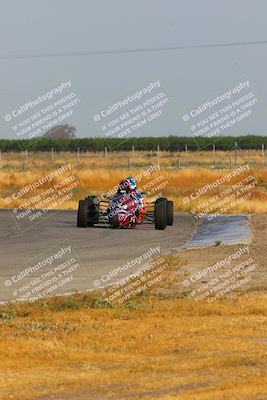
[{"left": 0, "top": 135, "right": 266, "bottom": 152}]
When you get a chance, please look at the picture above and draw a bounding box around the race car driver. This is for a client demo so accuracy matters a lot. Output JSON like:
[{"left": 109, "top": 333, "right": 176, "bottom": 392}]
[
  {"left": 127, "top": 176, "right": 144, "bottom": 210},
  {"left": 117, "top": 177, "right": 144, "bottom": 209}
]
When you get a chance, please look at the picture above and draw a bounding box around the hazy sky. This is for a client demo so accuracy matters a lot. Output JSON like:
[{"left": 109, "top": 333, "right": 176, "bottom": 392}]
[{"left": 0, "top": 0, "right": 266, "bottom": 140}]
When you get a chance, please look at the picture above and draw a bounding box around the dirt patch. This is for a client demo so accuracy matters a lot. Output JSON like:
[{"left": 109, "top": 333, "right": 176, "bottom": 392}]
[{"left": 165, "top": 214, "right": 267, "bottom": 298}]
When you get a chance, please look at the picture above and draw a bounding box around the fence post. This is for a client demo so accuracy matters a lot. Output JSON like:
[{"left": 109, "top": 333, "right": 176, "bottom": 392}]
[
  {"left": 128, "top": 156, "right": 130, "bottom": 170},
  {"left": 213, "top": 144, "right": 216, "bottom": 168},
  {"left": 234, "top": 142, "right": 237, "bottom": 166},
  {"left": 177, "top": 156, "right": 180, "bottom": 169},
  {"left": 157, "top": 145, "right": 160, "bottom": 167},
  {"left": 262, "top": 144, "right": 265, "bottom": 166},
  {"left": 77, "top": 148, "right": 80, "bottom": 165},
  {"left": 51, "top": 148, "right": 54, "bottom": 162},
  {"left": 21, "top": 151, "right": 25, "bottom": 170},
  {"left": 132, "top": 145, "right": 135, "bottom": 156},
  {"left": 104, "top": 147, "right": 107, "bottom": 158}
]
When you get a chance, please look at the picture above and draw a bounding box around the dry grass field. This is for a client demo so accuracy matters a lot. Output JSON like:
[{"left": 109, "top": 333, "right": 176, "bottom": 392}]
[
  {"left": 0, "top": 150, "right": 267, "bottom": 213},
  {"left": 0, "top": 291, "right": 266, "bottom": 400}
]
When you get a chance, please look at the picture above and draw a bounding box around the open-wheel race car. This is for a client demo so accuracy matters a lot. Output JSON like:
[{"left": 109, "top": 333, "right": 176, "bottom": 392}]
[{"left": 77, "top": 192, "right": 173, "bottom": 230}]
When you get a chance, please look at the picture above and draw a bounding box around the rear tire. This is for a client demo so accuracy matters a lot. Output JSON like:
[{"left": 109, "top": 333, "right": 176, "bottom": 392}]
[
  {"left": 154, "top": 197, "right": 167, "bottom": 230},
  {"left": 77, "top": 196, "right": 99, "bottom": 227},
  {"left": 166, "top": 200, "right": 173, "bottom": 226}
]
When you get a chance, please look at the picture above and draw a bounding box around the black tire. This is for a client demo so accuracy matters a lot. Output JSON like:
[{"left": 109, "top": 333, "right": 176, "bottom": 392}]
[
  {"left": 86, "top": 196, "right": 100, "bottom": 226},
  {"left": 77, "top": 196, "right": 99, "bottom": 227},
  {"left": 166, "top": 200, "right": 174, "bottom": 226},
  {"left": 77, "top": 199, "right": 90, "bottom": 227},
  {"left": 154, "top": 197, "right": 167, "bottom": 230}
]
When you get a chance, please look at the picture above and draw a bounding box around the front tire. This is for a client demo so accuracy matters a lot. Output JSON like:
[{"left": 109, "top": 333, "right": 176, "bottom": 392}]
[
  {"left": 154, "top": 197, "right": 167, "bottom": 230},
  {"left": 166, "top": 200, "right": 173, "bottom": 226}
]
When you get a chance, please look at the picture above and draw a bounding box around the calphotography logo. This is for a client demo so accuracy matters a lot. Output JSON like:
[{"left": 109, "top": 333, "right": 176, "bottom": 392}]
[
  {"left": 2, "top": 79, "right": 82, "bottom": 147},
  {"left": 4, "top": 163, "right": 80, "bottom": 231},
  {"left": 1, "top": 242, "right": 85, "bottom": 303},
  {"left": 180, "top": 79, "right": 260, "bottom": 148},
  {"left": 184, "top": 246, "right": 259, "bottom": 303},
  {"left": 182, "top": 164, "right": 258, "bottom": 222},
  {"left": 91, "top": 80, "right": 171, "bottom": 147}
]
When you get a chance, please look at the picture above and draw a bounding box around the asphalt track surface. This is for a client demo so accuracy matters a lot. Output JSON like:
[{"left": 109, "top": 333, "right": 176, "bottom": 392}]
[
  {"left": 183, "top": 214, "right": 251, "bottom": 248},
  {"left": 0, "top": 210, "right": 195, "bottom": 303}
]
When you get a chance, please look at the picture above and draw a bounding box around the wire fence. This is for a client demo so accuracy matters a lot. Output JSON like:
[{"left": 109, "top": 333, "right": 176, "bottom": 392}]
[{"left": 0, "top": 145, "right": 266, "bottom": 171}]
